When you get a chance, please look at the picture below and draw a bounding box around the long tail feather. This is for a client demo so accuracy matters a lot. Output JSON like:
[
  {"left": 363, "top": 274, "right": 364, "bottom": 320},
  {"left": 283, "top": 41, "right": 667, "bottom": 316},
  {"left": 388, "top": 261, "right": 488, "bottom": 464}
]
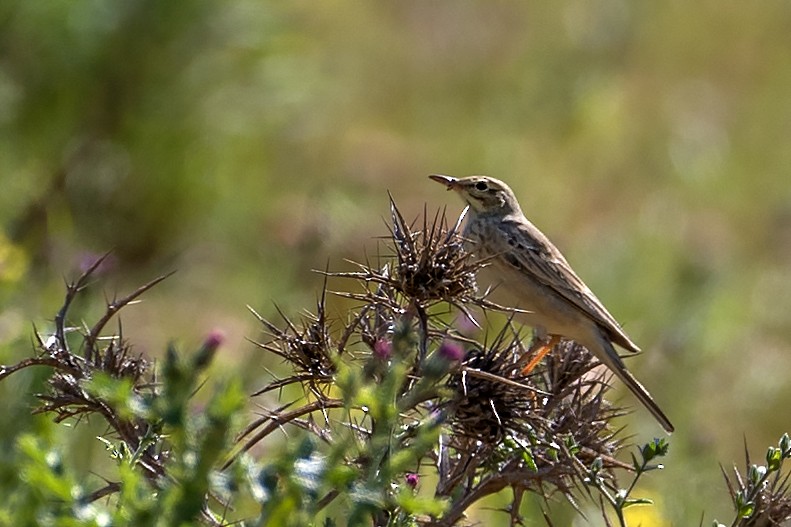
[{"left": 593, "top": 339, "right": 674, "bottom": 434}]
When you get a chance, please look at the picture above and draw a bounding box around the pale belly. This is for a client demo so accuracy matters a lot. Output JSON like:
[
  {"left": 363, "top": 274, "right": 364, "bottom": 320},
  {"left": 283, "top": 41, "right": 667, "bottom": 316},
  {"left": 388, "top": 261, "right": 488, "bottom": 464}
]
[
  {"left": 475, "top": 259, "right": 600, "bottom": 348},
  {"left": 464, "top": 214, "right": 604, "bottom": 349}
]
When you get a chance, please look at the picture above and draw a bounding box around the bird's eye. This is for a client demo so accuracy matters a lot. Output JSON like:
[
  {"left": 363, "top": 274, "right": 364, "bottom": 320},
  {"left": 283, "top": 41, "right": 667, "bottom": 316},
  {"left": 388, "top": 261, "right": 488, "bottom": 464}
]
[{"left": 475, "top": 181, "right": 488, "bottom": 191}]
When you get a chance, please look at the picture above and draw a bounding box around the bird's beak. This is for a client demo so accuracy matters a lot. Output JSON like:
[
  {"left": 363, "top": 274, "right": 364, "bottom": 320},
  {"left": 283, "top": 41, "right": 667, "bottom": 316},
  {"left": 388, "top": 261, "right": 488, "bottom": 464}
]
[{"left": 428, "top": 174, "right": 459, "bottom": 191}]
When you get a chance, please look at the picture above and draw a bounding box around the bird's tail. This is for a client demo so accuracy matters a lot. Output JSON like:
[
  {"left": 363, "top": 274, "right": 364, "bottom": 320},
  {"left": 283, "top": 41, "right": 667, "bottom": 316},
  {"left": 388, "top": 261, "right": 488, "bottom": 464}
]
[{"left": 593, "top": 339, "right": 674, "bottom": 434}]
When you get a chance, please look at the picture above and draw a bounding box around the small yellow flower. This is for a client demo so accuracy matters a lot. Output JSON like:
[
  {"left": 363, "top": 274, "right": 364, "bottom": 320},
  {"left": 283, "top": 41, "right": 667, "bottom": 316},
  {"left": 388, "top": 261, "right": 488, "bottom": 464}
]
[{"left": 0, "top": 232, "right": 28, "bottom": 285}]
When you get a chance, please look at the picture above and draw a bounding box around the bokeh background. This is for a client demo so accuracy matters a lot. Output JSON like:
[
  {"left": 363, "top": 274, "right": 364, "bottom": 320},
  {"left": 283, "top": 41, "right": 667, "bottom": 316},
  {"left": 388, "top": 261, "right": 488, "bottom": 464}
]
[{"left": 2, "top": 1, "right": 791, "bottom": 524}]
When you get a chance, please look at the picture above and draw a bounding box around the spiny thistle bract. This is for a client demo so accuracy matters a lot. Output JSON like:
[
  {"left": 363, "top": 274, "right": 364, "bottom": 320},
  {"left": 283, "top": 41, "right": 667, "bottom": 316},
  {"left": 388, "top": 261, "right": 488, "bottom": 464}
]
[{"left": 248, "top": 284, "right": 336, "bottom": 401}]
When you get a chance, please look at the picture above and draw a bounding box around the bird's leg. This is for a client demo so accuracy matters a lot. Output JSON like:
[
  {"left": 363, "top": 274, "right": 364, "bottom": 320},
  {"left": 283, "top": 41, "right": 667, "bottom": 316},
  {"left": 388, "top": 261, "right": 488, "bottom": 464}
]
[{"left": 520, "top": 334, "right": 561, "bottom": 375}]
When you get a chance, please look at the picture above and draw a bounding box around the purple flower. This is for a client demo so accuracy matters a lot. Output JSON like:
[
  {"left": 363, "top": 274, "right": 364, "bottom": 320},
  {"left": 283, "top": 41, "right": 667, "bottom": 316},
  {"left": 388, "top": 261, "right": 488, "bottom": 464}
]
[
  {"left": 405, "top": 472, "right": 419, "bottom": 488},
  {"left": 194, "top": 328, "right": 225, "bottom": 369},
  {"left": 438, "top": 340, "right": 464, "bottom": 362},
  {"left": 374, "top": 339, "right": 392, "bottom": 360},
  {"left": 204, "top": 329, "right": 226, "bottom": 350}
]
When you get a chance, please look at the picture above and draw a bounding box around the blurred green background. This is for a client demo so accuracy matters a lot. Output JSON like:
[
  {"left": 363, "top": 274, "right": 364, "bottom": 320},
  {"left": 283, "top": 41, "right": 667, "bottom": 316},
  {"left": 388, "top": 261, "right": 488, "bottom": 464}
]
[{"left": 2, "top": 1, "right": 791, "bottom": 524}]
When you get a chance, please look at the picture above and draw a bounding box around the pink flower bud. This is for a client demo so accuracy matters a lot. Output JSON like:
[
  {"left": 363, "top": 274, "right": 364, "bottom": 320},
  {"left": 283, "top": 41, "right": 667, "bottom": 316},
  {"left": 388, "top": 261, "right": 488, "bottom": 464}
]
[
  {"left": 438, "top": 340, "right": 464, "bottom": 362},
  {"left": 194, "top": 328, "right": 225, "bottom": 369},
  {"left": 374, "top": 339, "right": 392, "bottom": 360},
  {"left": 204, "top": 329, "right": 226, "bottom": 350}
]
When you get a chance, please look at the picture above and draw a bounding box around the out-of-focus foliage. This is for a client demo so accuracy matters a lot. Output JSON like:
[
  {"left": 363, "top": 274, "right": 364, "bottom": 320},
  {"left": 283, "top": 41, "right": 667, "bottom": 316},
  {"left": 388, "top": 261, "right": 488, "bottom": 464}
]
[{"left": 2, "top": 1, "right": 791, "bottom": 524}]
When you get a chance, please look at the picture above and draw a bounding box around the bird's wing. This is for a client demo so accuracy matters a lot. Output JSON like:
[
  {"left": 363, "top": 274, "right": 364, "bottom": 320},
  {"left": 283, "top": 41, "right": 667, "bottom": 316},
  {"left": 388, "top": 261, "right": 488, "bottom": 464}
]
[{"left": 500, "top": 218, "right": 640, "bottom": 352}]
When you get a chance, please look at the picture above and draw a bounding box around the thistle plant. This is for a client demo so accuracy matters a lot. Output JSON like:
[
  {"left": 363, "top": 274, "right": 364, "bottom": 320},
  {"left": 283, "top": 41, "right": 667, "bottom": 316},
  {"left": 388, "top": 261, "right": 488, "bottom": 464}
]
[
  {"left": 14, "top": 198, "right": 779, "bottom": 526},
  {"left": 227, "top": 198, "right": 654, "bottom": 526},
  {"left": 714, "top": 433, "right": 791, "bottom": 527}
]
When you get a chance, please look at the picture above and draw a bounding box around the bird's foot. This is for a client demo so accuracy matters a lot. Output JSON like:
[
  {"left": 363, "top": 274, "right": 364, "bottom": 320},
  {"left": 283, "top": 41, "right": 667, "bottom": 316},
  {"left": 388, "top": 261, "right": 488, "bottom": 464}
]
[{"left": 520, "top": 334, "right": 561, "bottom": 375}]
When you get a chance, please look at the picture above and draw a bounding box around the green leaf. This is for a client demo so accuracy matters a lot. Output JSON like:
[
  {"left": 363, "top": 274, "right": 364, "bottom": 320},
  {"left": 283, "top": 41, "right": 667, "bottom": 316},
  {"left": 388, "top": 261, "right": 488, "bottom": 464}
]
[
  {"left": 735, "top": 490, "right": 745, "bottom": 509},
  {"left": 748, "top": 464, "right": 767, "bottom": 484},
  {"left": 630, "top": 452, "right": 640, "bottom": 471},
  {"left": 521, "top": 447, "right": 538, "bottom": 472},
  {"left": 780, "top": 433, "right": 791, "bottom": 456},
  {"left": 641, "top": 438, "right": 669, "bottom": 463},
  {"left": 737, "top": 501, "right": 755, "bottom": 518},
  {"left": 766, "top": 447, "right": 783, "bottom": 471},
  {"left": 326, "top": 465, "right": 357, "bottom": 488},
  {"left": 564, "top": 434, "right": 580, "bottom": 455}
]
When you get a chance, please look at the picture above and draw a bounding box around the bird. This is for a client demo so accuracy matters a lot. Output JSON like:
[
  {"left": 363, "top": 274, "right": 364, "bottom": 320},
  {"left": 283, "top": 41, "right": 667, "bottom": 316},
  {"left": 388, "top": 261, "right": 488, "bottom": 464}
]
[{"left": 429, "top": 174, "right": 674, "bottom": 433}]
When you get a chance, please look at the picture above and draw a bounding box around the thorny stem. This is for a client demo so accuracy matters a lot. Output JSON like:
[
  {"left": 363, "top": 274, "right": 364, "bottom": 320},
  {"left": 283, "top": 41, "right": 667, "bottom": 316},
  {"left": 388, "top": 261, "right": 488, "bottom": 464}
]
[
  {"left": 429, "top": 465, "right": 569, "bottom": 527},
  {"left": 54, "top": 251, "right": 114, "bottom": 356},
  {"left": 84, "top": 271, "right": 175, "bottom": 362},
  {"left": 0, "top": 357, "right": 81, "bottom": 382},
  {"left": 222, "top": 398, "right": 344, "bottom": 470}
]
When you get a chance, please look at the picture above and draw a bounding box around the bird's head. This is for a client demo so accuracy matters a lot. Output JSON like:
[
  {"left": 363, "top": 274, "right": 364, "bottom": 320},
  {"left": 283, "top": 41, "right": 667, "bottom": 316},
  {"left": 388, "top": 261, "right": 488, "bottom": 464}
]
[{"left": 429, "top": 175, "right": 522, "bottom": 215}]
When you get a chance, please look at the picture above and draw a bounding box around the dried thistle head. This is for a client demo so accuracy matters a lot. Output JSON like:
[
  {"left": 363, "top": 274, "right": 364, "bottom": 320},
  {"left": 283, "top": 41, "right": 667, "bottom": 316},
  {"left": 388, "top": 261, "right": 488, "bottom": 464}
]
[
  {"left": 383, "top": 196, "right": 479, "bottom": 306},
  {"left": 443, "top": 333, "right": 625, "bottom": 497},
  {"left": 19, "top": 255, "right": 162, "bottom": 424},
  {"left": 0, "top": 259, "right": 171, "bottom": 487},
  {"left": 538, "top": 341, "right": 624, "bottom": 462},
  {"left": 446, "top": 326, "right": 536, "bottom": 443},
  {"left": 352, "top": 272, "right": 399, "bottom": 350},
  {"left": 742, "top": 477, "right": 791, "bottom": 526},
  {"left": 37, "top": 333, "right": 150, "bottom": 423},
  {"left": 721, "top": 437, "right": 791, "bottom": 527},
  {"left": 249, "top": 288, "right": 335, "bottom": 399}
]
